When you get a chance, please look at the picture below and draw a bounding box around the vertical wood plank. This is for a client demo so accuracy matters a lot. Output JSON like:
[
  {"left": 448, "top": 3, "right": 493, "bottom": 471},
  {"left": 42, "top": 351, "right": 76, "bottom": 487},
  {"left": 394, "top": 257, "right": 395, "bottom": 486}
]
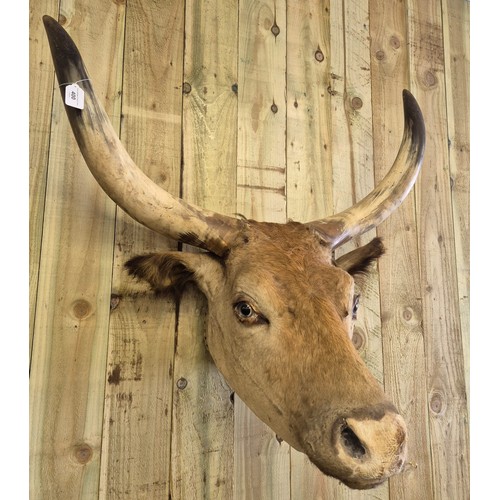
[
  {"left": 407, "top": 0, "right": 469, "bottom": 497},
  {"left": 369, "top": 0, "right": 434, "bottom": 497},
  {"left": 172, "top": 287, "right": 235, "bottom": 499},
  {"left": 99, "top": 1, "right": 185, "bottom": 498},
  {"left": 181, "top": 0, "right": 239, "bottom": 218},
  {"left": 286, "top": 0, "right": 333, "bottom": 224},
  {"left": 29, "top": 3, "right": 125, "bottom": 498},
  {"left": 170, "top": 1, "right": 238, "bottom": 498},
  {"left": 441, "top": 0, "right": 470, "bottom": 411},
  {"left": 237, "top": 0, "right": 287, "bottom": 223},
  {"left": 29, "top": 0, "right": 59, "bottom": 355},
  {"left": 235, "top": 1, "right": 290, "bottom": 498}
]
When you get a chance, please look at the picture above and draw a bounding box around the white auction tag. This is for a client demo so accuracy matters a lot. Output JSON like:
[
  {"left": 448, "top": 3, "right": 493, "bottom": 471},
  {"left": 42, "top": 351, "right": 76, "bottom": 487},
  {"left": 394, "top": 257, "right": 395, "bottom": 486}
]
[{"left": 65, "top": 83, "right": 85, "bottom": 110}]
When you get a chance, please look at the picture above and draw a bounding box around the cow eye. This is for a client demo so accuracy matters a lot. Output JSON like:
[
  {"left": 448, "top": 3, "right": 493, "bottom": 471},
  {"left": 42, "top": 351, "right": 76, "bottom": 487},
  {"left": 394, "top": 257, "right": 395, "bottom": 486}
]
[
  {"left": 235, "top": 302, "right": 253, "bottom": 317},
  {"left": 234, "top": 301, "right": 268, "bottom": 325},
  {"left": 352, "top": 294, "right": 360, "bottom": 320}
]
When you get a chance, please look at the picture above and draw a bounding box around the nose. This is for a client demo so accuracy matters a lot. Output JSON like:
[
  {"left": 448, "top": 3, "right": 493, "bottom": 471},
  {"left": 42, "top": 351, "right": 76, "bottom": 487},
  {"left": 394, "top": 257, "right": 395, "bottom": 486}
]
[{"left": 333, "top": 411, "right": 407, "bottom": 489}]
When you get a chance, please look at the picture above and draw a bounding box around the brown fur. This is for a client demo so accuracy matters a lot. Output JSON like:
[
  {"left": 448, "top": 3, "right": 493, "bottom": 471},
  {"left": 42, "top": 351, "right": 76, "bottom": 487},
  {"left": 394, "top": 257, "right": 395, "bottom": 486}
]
[
  {"left": 125, "top": 221, "right": 407, "bottom": 489},
  {"left": 126, "top": 253, "right": 196, "bottom": 291}
]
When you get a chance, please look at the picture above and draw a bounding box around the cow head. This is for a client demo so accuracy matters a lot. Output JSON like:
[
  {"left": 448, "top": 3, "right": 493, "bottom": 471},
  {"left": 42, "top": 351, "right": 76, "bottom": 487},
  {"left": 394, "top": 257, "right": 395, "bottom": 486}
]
[{"left": 43, "top": 16, "right": 425, "bottom": 489}]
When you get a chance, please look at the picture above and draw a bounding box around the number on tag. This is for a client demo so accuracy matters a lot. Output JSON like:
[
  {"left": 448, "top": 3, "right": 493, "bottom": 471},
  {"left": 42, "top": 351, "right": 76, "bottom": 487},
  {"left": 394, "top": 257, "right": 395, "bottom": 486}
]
[{"left": 65, "top": 83, "right": 84, "bottom": 110}]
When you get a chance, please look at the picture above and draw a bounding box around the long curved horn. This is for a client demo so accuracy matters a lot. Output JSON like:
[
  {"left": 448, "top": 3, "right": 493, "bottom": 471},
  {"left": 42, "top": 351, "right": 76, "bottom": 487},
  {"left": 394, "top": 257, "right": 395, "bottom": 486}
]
[
  {"left": 308, "top": 90, "right": 425, "bottom": 249},
  {"left": 43, "top": 15, "right": 241, "bottom": 257}
]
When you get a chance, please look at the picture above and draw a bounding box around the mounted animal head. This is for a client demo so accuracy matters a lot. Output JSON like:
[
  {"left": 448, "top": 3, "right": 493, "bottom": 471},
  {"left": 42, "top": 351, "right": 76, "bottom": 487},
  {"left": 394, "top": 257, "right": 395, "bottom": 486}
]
[{"left": 43, "top": 16, "right": 425, "bottom": 490}]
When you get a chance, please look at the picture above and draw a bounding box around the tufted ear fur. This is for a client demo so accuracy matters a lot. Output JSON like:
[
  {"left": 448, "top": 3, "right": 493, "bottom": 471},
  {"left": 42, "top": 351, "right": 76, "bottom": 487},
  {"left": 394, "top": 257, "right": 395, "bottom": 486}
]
[
  {"left": 335, "top": 237, "right": 385, "bottom": 277},
  {"left": 125, "top": 251, "right": 224, "bottom": 298}
]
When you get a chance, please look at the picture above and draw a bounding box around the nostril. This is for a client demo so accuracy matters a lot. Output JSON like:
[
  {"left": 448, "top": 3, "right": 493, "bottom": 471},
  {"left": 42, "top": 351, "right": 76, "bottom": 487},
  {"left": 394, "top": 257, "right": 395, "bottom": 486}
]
[{"left": 341, "top": 424, "right": 366, "bottom": 459}]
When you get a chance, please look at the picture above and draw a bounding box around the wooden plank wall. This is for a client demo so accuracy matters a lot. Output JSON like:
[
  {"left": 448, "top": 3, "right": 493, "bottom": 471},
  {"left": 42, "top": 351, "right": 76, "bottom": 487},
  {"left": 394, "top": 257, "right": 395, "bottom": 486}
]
[{"left": 29, "top": 0, "right": 469, "bottom": 498}]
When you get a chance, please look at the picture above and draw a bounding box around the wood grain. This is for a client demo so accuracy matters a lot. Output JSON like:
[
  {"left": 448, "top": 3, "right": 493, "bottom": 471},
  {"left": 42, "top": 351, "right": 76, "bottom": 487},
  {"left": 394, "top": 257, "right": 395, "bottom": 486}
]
[
  {"left": 170, "top": 1, "right": 238, "bottom": 498},
  {"left": 98, "top": 1, "right": 184, "bottom": 497},
  {"left": 442, "top": 0, "right": 470, "bottom": 411},
  {"left": 408, "top": 0, "right": 470, "bottom": 497},
  {"left": 29, "top": 2, "right": 125, "bottom": 497},
  {"left": 29, "top": 0, "right": 59, "bottom": 356},
  {"left": 369, "top": 0, "right": 434, "bottom": 497},
  {"left": 237, "top": 0, "right": 287, "bottom": 224},
  {"left": 286, "top": 0, "right": 333, "bottom": 224}
]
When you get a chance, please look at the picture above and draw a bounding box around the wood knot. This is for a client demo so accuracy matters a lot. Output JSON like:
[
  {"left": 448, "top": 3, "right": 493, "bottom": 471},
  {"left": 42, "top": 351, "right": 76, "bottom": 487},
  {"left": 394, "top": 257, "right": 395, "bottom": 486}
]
[
  {"left": 390, "top": 35, "right": 401, "bottom": 49},
  {"left": 270, "top": 102, "right": 278, "bottom": 114},
  {"left": 351, "top": 327, "right": 366, "bottom": 351},
  {"left": 271, "top": 23, "right": 280, "bottom": 37},
  {"left": 182, "top": 82, "right": 192, "bottom": 94},
  {"left": 110, "top": 294, "right": 120, "bottom": 310},
  {"left": 72, "top": 443, "right": 93, "bottom": 465},
  {"left": 375, "top": 50, "right": 385, "bottom": 61},
  {"left": 72, "top": 299, "right": 92, "bottom": 320},
  {"left": 402, "top": 307, "right": 413, "bottom": 322},
  {"left": 177, "top": 377, "right": 188, "bottom": 390},
  {"left": 429, "top": 391, "right": 445, "bottom": 415},
  {"left": 423, "top": 70, "right": 437, "bottom": 88},
  {"left": 351, "top": 97, "right": 363, "bottom": 110},
  {"left": 315, "top": 49, "right": 325, "bottom": 62}
]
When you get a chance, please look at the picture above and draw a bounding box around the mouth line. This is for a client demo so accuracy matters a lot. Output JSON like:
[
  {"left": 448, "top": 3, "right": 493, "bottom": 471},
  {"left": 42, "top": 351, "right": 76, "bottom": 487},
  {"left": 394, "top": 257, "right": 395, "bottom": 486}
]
[
  {"left": 342, "top": 477, "right": 386, "bottom": 490},
  {"left": 308, "top": 456, "right": 388, "bottom": 490}
]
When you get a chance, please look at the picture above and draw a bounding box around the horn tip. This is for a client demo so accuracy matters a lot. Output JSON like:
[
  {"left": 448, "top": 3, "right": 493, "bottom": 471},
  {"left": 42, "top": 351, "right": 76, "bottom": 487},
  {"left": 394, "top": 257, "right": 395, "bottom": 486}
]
[
  {"left": 42, "top": 15, "right": 62, "bottom": 36},
  {"left": 42, "top": 14, "right": 55, "bottom": 25},
  {"left": 402, "top": 89, "right": 426, "bottom": 153},
  {"left": 42, "top": 13, "right": 89, "bottom": 88},
  {"left": 402, "top": 90, "right": 421, "bottom": 118}
]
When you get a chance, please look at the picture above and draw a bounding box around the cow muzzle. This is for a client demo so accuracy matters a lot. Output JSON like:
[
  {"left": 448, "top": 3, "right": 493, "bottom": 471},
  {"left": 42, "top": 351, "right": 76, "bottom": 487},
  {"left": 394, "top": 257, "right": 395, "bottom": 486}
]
[
  {"left": 306, "top": 412, "right": 407, "bottom": 489},
  {"left": 331, "top": 411, "right": 407, "bottom": 489}
]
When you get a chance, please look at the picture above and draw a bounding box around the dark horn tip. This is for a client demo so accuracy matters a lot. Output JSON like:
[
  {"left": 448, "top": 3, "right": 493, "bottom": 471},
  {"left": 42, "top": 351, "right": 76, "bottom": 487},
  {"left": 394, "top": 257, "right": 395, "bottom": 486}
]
[
  {"left": 42, "top": 14, "right": 89, "bottom": 89},
  {"left": 42, "top": 14, "right": 56, "bottom": 26},
  {"left": 402, "top": 89, "right": 426, "bottom": 154},
  {"left": 402, "top": 90, "right": 423, "bottom": 123},
  {"left": 42, "top": 14, "right": 67, "bottom": 42}
]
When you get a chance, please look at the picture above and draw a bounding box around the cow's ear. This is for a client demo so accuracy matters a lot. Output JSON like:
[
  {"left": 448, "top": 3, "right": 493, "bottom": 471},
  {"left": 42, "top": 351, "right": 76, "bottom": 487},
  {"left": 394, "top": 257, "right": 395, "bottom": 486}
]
[
  {"left": 125, "top": 251, "right": 224, "bottom": 297},
  {"left": 335, "top": 237, "right": 385, "bottom": 277}
]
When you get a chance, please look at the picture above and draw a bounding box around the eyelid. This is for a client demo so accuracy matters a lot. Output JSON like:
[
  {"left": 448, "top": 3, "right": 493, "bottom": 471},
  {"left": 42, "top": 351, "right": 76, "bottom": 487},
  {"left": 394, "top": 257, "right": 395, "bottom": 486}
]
[{"left": 353, "top": 294, "right": 360, "bottom": 307}]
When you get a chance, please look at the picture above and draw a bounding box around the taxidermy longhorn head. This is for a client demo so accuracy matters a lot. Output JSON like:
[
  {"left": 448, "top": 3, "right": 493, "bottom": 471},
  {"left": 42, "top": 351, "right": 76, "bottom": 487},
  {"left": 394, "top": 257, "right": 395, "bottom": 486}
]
[{"left": 43, "top": 15, "right": 425, "bottom": 490}]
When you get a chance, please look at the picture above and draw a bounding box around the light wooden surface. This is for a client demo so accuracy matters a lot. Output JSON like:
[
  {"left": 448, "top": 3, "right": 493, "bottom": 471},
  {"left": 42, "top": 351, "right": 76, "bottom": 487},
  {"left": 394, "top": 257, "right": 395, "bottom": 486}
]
[{"left": 29, "top": 0, "right": 469, "bottom": 498}]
